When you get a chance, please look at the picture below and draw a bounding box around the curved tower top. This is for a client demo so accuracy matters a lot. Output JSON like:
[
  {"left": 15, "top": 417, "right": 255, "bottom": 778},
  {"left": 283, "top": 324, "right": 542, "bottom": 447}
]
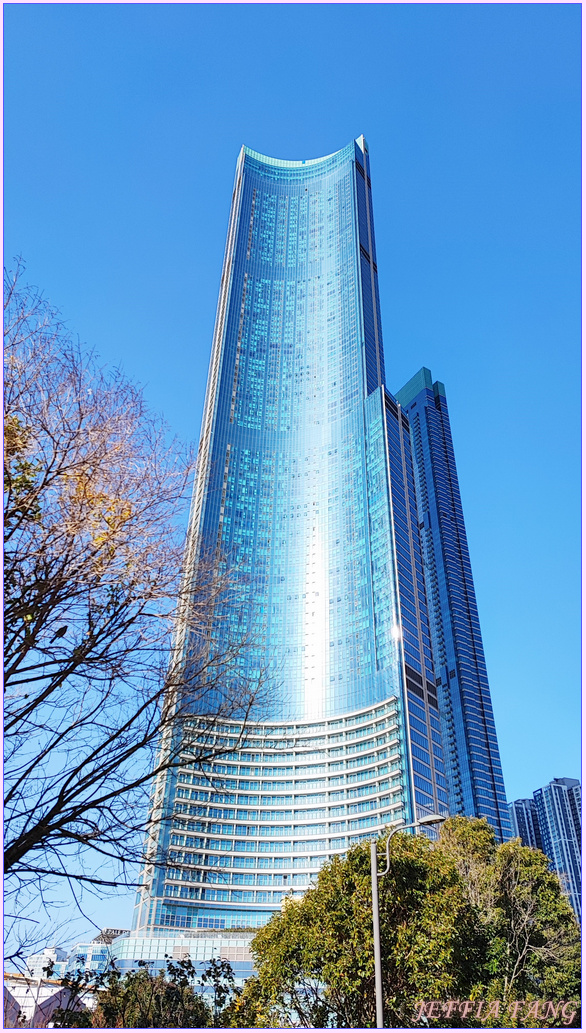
[
  {"left": 240, "top": 134, "right": 368, "bottom": 171},
  {"left": 186, "top": 136, "right": 391, "bottom": 722}
]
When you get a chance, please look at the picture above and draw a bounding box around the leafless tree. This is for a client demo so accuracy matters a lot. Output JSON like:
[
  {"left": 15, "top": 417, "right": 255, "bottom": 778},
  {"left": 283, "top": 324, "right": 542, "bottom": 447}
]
[{"left": 4, "top": 262, "right": 263, "bottom": 965}]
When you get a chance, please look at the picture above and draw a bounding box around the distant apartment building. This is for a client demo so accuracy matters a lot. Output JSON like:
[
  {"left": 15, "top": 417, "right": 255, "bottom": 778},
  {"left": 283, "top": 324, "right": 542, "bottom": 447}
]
[
  {"left": 509, "top": 777, "right": 581, "bottom": 920},
  {"left": 508, "top": 797, "right": 542, "bottom": 851},
  {"left": 23, "top": 945, "right": 68, "bottom": 980}
]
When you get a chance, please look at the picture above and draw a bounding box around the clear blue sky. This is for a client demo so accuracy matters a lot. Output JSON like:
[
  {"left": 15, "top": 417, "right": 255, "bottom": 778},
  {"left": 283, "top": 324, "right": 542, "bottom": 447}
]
[{"left": 4, "top": 3, "right": 581, "bottom": 936}]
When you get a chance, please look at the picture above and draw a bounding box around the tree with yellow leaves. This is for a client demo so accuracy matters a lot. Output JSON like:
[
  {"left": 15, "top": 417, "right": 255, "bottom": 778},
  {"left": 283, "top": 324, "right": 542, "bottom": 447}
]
[{"left": 4, "top": 263, "right": 263, "bottom": 966}]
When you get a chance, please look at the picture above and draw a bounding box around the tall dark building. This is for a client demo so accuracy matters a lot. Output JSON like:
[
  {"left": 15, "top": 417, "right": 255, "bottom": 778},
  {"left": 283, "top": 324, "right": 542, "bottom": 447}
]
[{"left": 395, "top": 368, "right": 511, "bottom": 841}]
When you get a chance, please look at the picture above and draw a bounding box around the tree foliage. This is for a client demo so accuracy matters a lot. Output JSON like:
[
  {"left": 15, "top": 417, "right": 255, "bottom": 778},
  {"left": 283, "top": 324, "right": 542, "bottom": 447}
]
[
  {"left": 440, "top": 818, "right": 581, "bottom": 1026},
  {"left": 4, "top": 263, "right": 263, "bottom": 962},
  {"left": 198, "top": 956, "right": 237, "bottom": 1024},
  {"left": 51, "top": 958, "right": 213, "bottom": 1028},
  {"left": 243, "top": 818, "right": 580, "bottom": 1028},
  {"left": 222, "top": 974, "right": 283, "bottom": 1029}
]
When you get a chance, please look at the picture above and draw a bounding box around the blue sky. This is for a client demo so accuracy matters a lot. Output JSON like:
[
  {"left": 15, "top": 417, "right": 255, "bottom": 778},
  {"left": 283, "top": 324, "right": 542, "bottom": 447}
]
[{"left": 4, "top": 2, "right": 580, "bottom": 936}]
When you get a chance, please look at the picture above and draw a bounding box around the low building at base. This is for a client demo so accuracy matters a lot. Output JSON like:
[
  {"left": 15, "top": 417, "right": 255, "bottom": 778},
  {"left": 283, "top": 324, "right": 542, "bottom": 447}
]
[
  {"left": 3, "top": 973, "right": 90, "bottom": 1028},
  {"left": 107, "top": 928, "right": 255, "bottom": 984}
]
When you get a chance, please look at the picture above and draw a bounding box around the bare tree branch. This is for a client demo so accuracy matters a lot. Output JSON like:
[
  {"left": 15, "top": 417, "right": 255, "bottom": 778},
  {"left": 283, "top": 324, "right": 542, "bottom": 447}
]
[{"left": 4, "top": 261, "right": 266, "bottom": 963}]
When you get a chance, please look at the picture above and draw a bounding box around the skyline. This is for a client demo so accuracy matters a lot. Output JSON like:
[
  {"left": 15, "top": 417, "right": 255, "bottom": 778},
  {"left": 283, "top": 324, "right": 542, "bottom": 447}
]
[{"left": 3, "top": 3, "right": 580, "bottom": 936}]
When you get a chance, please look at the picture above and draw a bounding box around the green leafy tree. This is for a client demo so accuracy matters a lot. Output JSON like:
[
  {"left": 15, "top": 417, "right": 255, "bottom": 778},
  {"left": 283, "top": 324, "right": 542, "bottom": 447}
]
[
  {"left": 246, "top": 831, "right": 486, "bottom": 1027},
  {"left": 199, "top": 956, "right": 237, "bottom": 1024},
  {"left": 47, "top": 966, "right": 102, "bottom": 1028},
  {"left": 244, "top": 818, "right": 580, "bottom": 1028},
  {"left": 51, "top": 958, "right": 212, "bottom": 1028},
  {"left": 222, "top": 974, "right": 282, "bottom": 1028},
  {"left": 440, "top": 817, "right": 581, "bottom": 1027}
]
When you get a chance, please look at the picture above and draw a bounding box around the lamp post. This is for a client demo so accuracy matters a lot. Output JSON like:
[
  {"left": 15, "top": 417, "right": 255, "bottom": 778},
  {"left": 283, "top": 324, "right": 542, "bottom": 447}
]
[{"left": 370, "top": 813, "right": 445, "bottom": 1029}]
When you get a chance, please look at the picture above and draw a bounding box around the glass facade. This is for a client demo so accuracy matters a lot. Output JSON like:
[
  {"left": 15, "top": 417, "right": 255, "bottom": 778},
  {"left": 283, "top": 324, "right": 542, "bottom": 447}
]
[
  {"left": 508, "top": 798, "right": 543, "bottom": 851},
  {"left": 186, "top": 138, "right": 394, "bottom": 723},
  {"left": 130, "top": 141, "right": 492, "bottom": 942},
  {"left": 109, "top": 931, "right": 254, "bottom": 982},
  {"left": 532, "top": 777, "right": 581, "bottom": 920},
  {"left": 396, "top": 369, "right": 511, "bottom": 841}
]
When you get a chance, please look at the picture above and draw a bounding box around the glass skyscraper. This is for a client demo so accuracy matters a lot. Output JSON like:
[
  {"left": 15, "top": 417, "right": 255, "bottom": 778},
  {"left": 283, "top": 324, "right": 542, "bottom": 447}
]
[
  {"left": 532, "top": 778, "right": 581, "bottom": 920},
  {"left": 509, "top": 779, "right": 581, "bottom": 920},
  {"left": 509, "top": 798, "right": 543, "bottom": 851},
  {"left": 125, "top": 138, "right": 506, "bottom": 958},
  {"left": 395, "top": 369, "right": 511, "bottom": 841}
]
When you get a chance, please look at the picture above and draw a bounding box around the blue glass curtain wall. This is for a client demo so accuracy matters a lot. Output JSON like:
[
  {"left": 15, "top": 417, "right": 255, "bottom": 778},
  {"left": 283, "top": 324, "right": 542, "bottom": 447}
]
[
  {"left": 396, "top": 369, "right": 511, "bottom": 841},
  {"left": 133, "top": 143, "right": 447, "bottom": 937},
  {"left": 187, "top": 140, "right": 394, "bottom": 724}
]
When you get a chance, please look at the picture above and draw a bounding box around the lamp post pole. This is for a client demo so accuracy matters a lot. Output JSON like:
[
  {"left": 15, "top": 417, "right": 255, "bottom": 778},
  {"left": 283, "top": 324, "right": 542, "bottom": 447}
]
[
  {"left": 371, "top": 813, "right": 445, "bottom": 1029},
  {"left": 370, "top": 840, "right": 384, "bottom": 1029}
]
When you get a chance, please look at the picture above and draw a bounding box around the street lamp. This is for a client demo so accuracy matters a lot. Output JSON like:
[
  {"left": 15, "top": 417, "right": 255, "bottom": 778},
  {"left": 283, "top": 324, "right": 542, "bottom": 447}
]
[{"left": 370, "top": 813, "right": 445, "bottom": 1029}]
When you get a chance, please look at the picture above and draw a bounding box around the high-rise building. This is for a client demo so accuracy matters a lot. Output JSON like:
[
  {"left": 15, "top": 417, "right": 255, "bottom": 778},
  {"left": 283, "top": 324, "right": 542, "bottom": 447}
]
[
  {"left": 129, "top": 137, "right": 449, "bottom": 946},
  {"left": 117, "top": 138, "right": 508, "bottom": 969},
  {"left": 532, "top": 777, "right": 581, "bottom": 919},
  {"left": 508, "top": 798, "right": 542, "bottom": 851},
  {"left": 395, "top": 369, "right": 511, "bottom": 840}
]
